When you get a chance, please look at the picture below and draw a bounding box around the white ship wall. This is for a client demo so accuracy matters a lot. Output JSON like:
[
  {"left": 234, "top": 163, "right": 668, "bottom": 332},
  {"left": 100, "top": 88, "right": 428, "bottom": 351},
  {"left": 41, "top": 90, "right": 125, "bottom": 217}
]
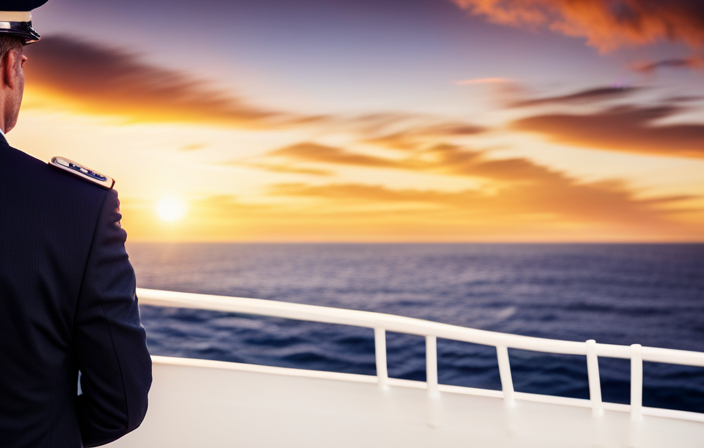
[{"left": 112, "top": 356, "right": 704, "bottom": 448}]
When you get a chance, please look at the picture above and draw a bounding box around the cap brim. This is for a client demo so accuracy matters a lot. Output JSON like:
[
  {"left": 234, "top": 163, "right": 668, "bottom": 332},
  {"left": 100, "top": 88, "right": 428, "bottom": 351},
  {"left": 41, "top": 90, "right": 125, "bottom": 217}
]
[{"left": 0, "top": 21, "right": 40, "bottom": 44}]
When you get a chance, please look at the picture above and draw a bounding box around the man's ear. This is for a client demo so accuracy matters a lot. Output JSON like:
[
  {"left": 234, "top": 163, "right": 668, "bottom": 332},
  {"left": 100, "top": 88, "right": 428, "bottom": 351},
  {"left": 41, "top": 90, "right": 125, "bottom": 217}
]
[{"left": 2, "top": 50, "right": 19, "bottom": 90}]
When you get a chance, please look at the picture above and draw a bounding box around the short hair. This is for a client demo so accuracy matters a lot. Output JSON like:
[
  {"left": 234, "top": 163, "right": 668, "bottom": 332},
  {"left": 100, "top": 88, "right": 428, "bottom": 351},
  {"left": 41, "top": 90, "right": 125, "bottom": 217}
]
[{"left": 0, "top": 35, "right": 24, "bottom": 65}]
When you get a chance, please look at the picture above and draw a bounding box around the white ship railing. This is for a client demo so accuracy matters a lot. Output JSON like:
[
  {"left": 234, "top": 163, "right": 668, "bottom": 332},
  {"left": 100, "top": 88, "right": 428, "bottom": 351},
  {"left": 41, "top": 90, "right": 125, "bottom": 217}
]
[{"left": 137, "top": 288, "right": 704, "bottom": 423}]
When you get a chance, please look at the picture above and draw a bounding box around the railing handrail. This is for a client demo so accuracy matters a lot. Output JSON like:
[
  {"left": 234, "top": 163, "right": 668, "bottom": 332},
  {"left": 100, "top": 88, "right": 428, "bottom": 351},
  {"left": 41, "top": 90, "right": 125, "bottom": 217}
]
[
  {"left": 138, "top": 287, "right": 704, "bottom": 421},
  {"left": 137, "top": 288, "right": 704, "bottom": 368}
]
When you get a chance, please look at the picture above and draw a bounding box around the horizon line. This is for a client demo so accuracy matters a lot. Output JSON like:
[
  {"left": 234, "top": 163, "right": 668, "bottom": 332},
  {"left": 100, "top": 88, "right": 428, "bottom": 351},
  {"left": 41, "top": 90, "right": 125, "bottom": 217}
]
[{"left": 125, "top": 241, "right": 704, "bottom": 245}]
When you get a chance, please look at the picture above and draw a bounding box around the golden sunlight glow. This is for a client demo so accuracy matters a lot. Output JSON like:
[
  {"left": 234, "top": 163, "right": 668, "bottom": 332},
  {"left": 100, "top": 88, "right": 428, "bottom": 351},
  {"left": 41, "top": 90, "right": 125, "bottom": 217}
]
[
  {"left": 16, "top": 29, "right": 704, "bottom": 243},
  {"left": 156, "top": 196, "right": 187, "bottom": 222}
]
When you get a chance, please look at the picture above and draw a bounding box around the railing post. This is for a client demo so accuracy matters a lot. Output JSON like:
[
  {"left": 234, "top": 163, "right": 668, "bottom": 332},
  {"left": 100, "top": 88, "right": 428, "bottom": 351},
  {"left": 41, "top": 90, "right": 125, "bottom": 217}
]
[
  {"left": 496, "top": 346, "right": 515, "bottom": 406},
  {"left": 586, "top": 339, "right": 603, "bottom": 416},
  {"left": 375, "top": 328, "right": 388, "bottom": 390},
  {"left": 426, "top": 336, "right": 439, "bottom": 398},
  {"left": 631, "top": 344, "right": 643, "bottom": 421}
]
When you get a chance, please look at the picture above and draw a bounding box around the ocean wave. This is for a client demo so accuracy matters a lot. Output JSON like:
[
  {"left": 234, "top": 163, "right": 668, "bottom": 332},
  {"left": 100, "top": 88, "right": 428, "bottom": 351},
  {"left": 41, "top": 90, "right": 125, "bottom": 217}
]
[{"left": 133, "top": 243, "right": 704, "bottom": 413}]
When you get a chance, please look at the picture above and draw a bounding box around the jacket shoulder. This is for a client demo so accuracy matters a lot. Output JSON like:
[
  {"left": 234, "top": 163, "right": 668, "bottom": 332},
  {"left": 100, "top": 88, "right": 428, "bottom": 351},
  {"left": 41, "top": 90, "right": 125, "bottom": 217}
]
[{"left": 1, "top": 146, "right": 110, "bottom": 216}]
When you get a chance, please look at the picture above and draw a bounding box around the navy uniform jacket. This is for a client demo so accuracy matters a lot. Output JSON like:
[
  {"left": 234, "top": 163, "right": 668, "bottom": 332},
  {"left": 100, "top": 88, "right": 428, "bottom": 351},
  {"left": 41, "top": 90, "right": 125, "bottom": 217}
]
[{"left": 0, "top": 138, "right": 151, "bottom": 447}]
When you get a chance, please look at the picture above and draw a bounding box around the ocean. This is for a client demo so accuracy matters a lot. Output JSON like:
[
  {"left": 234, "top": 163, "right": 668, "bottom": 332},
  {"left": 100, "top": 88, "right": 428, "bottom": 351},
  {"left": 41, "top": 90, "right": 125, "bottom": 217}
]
[{"left": 127, "top": 243, "right": 704, "bottom": 413}]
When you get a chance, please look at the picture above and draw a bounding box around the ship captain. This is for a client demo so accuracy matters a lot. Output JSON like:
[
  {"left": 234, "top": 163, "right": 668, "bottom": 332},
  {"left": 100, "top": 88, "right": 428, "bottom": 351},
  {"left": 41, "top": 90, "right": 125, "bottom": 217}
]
[{"left": 0, "top": 1, "right": 151, "bottom": 447}]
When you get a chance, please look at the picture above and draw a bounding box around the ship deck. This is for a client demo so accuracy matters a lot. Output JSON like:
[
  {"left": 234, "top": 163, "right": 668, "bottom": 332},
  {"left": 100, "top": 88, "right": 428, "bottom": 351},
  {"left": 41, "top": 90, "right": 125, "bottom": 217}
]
[{"left": 113, "top": 356, "right": 704, "bottom": 448}]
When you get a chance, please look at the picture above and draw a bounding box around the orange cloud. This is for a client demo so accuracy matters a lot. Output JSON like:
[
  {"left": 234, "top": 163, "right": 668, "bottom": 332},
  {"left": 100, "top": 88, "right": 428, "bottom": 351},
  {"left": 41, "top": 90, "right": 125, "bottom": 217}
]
[
  {"left": 429, "top": 145, "right": 560, "bottom": 181},
  {"left": 24, "top": 36, "right": 309, "bottom": 128},
  {"left": 253, "top": 141, "right": 701, "bottom": 235},
  {"left": 269, "top": 142, "right": 402, "bottom": 168},
  {"left": 23, "top": 36, "right": 489, "bottom": 141},
  {"left": 511, "top": 104, "right": 704, "bottom": 159},
  {"left": 181, "top": 144, "right": 207, "bottom": 151},
  {"left": 265, "top": 179, "right": 698, "bottom": 239},
  {"left": 452, "top": 0, "right": 704, "bottom": 51},
  {"left": 338, "top": 113, "right": 485, "bottom": 149},
  {"left": 260, "top": 140, "right": 569, "bottom": 183},
  {"left": 240, "top": 128, "right": 702, "bottom": 236},
  {"left": 231, "top": 162, "right": 332, "bottom": 176},
  {"left": 362, "top": 122, "right": 485, "bottom": 150},
  {"left": 455, "top": 77, "right": 512, "bottom": 85}
]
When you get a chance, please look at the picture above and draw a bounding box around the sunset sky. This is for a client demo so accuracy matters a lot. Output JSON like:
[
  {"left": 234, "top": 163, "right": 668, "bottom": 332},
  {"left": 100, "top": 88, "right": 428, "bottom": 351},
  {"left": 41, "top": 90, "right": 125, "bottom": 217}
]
[{"left": 11, "top": 0, "right": 704, "bottom": 242}]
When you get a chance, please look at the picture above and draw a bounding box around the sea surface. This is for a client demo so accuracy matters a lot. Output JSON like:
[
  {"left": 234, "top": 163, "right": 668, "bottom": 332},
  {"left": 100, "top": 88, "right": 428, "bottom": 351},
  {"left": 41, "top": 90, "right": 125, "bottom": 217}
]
[{"left": 127, "top": 243, "right": 704, "bottom": 412}]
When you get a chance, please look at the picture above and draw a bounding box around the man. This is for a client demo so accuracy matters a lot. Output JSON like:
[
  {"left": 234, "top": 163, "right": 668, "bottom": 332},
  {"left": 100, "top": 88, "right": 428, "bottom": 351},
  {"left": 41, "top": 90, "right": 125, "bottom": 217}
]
[{"left": 0, "top": 1, "right": 152, "bottom": 447}]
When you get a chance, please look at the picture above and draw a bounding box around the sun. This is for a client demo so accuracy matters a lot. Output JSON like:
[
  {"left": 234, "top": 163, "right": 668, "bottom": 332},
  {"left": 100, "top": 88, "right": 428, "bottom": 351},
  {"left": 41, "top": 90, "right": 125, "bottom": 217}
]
[{"left": 156, "top": 196, "right": 187, "bottom": 222}]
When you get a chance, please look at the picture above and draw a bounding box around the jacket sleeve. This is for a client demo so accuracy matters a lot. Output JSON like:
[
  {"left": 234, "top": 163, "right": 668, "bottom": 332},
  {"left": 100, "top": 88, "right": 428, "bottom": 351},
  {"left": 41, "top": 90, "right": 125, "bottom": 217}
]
[{"left": 74, "top": 188, "right": 152, "bottom": 447}]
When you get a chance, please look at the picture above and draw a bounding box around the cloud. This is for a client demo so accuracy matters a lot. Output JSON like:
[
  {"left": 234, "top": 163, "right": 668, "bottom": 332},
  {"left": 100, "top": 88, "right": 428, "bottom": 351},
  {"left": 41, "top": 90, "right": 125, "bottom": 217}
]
[
  {"left": 231, "top": 162, "right": 332, "bottom": 176},
  {"left": 268, "top": 183, "right": 483, "bottom": 208},
  {"left": 632, "top": 58, "right": 704, "bottom": 74},
  {"left": 412, "top": 122, "right": 486, "bottom": 137},
  {"left": 23, "top": 36, "right": 489, "bottom": 141},
  {"left": 24, "top": 36, "right": 310, "bottom": 128},
  {"left": 663, "top": 95, "right": 704, "bottom": 104},
  {"left": 121, "top": 178, "right": 701, "bottom": 242},
  {"left": 262, "top": 139, "right": 569, "bottom": 183},
  {"left": 257, "top": 139, "right": 702, "bottom": 229},
  {"left": 511, "top": 104, "right": 704, "bottom": 159},
  {"left": 256, "top": 139, "right": 700, "bottom": 237},
  {"left": 511, "top": 86, "right": 640, "bottom": 108},
  {"left": 119, "top": 158, "right": 702, "bottom": 242},
  {"left": 429, "top": 145, "right": 562, "bottom": 181},
  {"left": 264, "top": 141, "right": 486, "bottom": 174},
  {"left": 269, "top": 142, "right": 403, "bottom": 168},
  {"left": 452, "top": 0, "right": 704, "bottom": 52},
  {"left": 267, "top": 179, "right": 696, "bottom": 232},
  {"left": 455, "top": 77, "right": 512, "bottom": 85},
  {"left": 339, "top": 113, "right": 486, "bottom": 148},
  {"left": 181, "top": 143, "right": 207, "bottom": 151},
  {"left": 362, "top": 122, "right": 486, "bottom": 151}
]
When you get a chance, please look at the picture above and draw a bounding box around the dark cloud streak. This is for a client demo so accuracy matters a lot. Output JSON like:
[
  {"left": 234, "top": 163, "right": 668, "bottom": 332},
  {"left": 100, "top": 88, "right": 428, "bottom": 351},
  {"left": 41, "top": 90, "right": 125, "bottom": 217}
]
[
  {"left": 24, "top": 36, "right": 488, "bottom": 141},
  {"left": 270, "top": 142, "right": 402, "bottom": 168},
  {"left": 261, "top": 138, "right": 700, "bottom": 229},
  {"left": 633, "top": 58, "right": 703, "bottom": 73},
  {"left": 264, "top": 140, "right": 570, "bottom": 184},
  {"left": 512, "top": 104, "right": 704, "bottom": 159},
  {"left": 511, "top": 86, "right": 640, "bottom": 108},
  {"left": 24, "top": 36, "right": 300, "bottom": 128}
]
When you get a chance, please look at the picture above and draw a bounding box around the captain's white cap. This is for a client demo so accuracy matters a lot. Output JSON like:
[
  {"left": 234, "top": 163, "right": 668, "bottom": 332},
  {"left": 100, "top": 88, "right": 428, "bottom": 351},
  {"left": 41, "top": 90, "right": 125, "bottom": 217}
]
[{"left": 0, "top": 0, "right": 49, "bottom": 44}]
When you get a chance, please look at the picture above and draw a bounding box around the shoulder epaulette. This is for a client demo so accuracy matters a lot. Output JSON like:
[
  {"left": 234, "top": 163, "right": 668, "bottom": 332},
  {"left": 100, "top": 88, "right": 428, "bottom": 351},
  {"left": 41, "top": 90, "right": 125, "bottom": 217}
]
[{"left": 49, "top": 156, "right": 115, "bottom": 189}]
